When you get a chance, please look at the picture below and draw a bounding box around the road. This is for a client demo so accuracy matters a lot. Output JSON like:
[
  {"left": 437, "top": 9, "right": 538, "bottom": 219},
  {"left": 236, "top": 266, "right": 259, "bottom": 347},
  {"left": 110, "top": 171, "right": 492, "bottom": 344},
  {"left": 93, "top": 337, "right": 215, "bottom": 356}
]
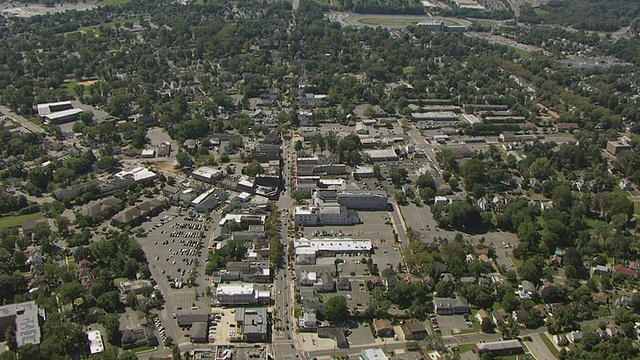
[
  {"left": 271, "top": 131, "right": 301, "bottom": 360},
  {"left": 525, "top": 333, "right": 557, "bottom": 360},
  {"left": 0, "top": 105, "right": 45, "bottom": 134}
]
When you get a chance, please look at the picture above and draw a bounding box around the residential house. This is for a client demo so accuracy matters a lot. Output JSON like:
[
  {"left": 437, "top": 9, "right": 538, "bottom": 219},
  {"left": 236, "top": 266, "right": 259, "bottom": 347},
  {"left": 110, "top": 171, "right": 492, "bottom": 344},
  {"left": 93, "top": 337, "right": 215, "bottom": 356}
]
[
  {"left": 614, "top": 264, "right": 636, "bottom": 278},
  {"left": 518, "top": 281, "right": 535, "bottom": 299},
  {"left": 592, "top": 292, "right": 609, "bottom": 305},
  {"left": 475, "top": 309, "right": 490, "bottom": 323},
  {"left": 567, "top": 330, "right": 583, "bottom": 343},
  {"left": 401, "top": 321, "right": 427, "bottom": 340},
  {"left": 492, "top": 310, "right": 507, "bottom": 326},
  {"left": 298, "top": 308, "right": 318, "bottom": 332},
  {"left": 373, "top": 319, "right": 394, "bottom": 338},
  {"left": 120, "top": 327, "right": 158, "bottom": 349},
  {"left": 594, "top": 328, "right": 608, "bottom": 341},
  {"left": 553, "top": 334, "right": 568, "bottom": 346},
  {"left": 77, "top": 259, "right": 93, "bottom": 289},
  {"left": 615, "top": 296, "right": 632, "bottom": 308},
  {"left": 593, "top": 265, "right": 611, "bottom": 275}
]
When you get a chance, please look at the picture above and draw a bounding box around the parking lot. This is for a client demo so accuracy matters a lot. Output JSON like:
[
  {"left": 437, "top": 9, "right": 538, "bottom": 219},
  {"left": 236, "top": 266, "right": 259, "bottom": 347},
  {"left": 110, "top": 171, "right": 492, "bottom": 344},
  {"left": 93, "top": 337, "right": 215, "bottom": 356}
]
[
  {"left": 372, "top": 245, "right": 404, "bottom": 273},
  {"left": 435, "top": 314, "right": 473, "bottom": 335}
]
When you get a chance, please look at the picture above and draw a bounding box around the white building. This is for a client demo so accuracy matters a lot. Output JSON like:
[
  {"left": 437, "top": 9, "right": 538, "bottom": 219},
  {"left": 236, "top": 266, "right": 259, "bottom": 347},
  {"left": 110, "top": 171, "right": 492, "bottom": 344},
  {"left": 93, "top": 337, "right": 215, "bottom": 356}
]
[
  {"left": 192, "top": 166, "right": 224, "bottom": 183},
  {"left": 191, "top": 188, "right": 227, "bottom": 213},
  {"left": 353, "top": 165, "right": 376, "bottom": 178},
  {"left": 364, "top": 149, "right": 398, "bottom": 162},
  {"left": 294, "top": 237, "right": 373, "bottom": 256},
  {"left": 214, "top": 283, "right": 270, "bottom": 306},
  {"left": 355, "top": 123, "right": 369, "bottom": 135},
  {"left": 86, "top": 330, "right": 104, "bottom": 355},
  {"left": 361, "top": 348, "right": 389, "bottom": 360},
  {"left": 115, "top": 167, "right": 157, "bottom": 182},
  {"left": 336, "top": 191, "right": 388, "bottom": 210},
  {"left": 294, "top": 205, "right": 360, "bottom": 226}
]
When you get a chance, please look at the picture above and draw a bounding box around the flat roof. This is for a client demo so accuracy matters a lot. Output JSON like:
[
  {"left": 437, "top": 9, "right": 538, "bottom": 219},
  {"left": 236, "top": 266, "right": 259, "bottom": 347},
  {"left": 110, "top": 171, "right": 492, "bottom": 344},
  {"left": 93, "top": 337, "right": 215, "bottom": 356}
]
[
  {"left": 216, "top": 283, "right": 254, "bottom": 295},
  {"left": 36, "top": 100, "right": 72, "bottom": 116},
  {"left": 361, "top": 348, "right": 389, "bottom": 360},
  {"left": 295, "top": 237, "right": 372, "bottom": 253},
  {"left": 364, "top": 149, "right": 398, "bottom": 159},
  {"left": 0, "top": 301, "right": 42, "bottom": 347},
  {"left": 87, "top": 330, "right": 104, "bottom": 354},
  {"left": 193, "top": 166, "right": 223, "bottom": 180},
  {"left": 43, "top": 108, "right": 83, "bottom": 120}
]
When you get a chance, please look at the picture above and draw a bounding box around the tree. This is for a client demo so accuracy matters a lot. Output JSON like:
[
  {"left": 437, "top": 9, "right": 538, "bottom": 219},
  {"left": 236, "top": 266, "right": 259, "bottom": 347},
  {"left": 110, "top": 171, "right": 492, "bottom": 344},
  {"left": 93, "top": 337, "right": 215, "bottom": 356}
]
[
  {"left": 324, "top": 296, "right": 349, "bottom": 322},
  {"left": 80, "top": 111, "right": 94, "bottom": 125},
  {"left": 481, "top": 318, "right": 495, "bottom": 333},
  {"left": 100, "top": 314, "right": 121, "bottom": 345},
  {"left": 501, "top": 292, "right": 520, "bottom": 313},
  {"left": 244, "top": 160, "right": 264, "bottom": 177},
  {"left": 394, "top": 190, "right": 406, "bottom": 203},
  {"left": 435, "top": 280, "right": 455, "bottom": 298},
  {"left": 389, "top": 167, "right": 408, "bottom": 187},
  {"left": 294, "top": 140, "right": 303, "bottom": 151},
  {"left": 175, "top": 151, "right": 192, "bottom": 168},
  {"left": 5, "top": 326, "right": 17, "bottom": 352}
]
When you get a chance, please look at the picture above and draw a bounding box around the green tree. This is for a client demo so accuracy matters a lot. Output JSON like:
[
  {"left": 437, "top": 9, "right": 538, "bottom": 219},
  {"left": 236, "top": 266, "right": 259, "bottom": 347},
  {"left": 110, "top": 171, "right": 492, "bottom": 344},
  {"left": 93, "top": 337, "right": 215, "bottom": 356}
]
[
  {"left": 175, "top": 151, "right": 192, "bottom": 168},
  {"left": 5, "top": 326, "right": 17, "bottom": 352},
  {"left": 324, "top": 296, "right": 349, "bottom": 322},
  {"left": 389, "top": 167, "right": 408, "bottom": 187},
  {"left": 481, "top": 318, "right": 495, "bottom": 333},
  {"left": 244, "top": 160, "right": 264, "bottom": 177}
]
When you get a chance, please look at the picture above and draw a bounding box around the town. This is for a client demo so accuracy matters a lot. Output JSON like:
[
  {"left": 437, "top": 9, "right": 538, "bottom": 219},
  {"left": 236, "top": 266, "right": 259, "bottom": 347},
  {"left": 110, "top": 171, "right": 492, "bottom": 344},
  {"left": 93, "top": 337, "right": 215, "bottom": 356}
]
[{"left": 0, "top": 0, "right": 639, "bottom": 360}]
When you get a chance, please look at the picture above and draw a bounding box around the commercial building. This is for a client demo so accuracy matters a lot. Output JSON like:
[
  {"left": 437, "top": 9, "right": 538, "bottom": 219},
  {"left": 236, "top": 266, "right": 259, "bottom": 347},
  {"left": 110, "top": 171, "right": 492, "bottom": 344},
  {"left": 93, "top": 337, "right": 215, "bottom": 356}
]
[
  {"left": 190, "top": 322, "right": 208, "bottom": 343},
  {"left": 118, "top": 279, "right": 152, "bottom": 294},
  {"left": 294, "top": 237, "right": 373, "bottom": 256},
  {"left": 433, "top": 297, "right": 470, "bottom": 315},
  {"left": 353, "top": 165, "right": 376, "bottom": 178},
  {"left": 298, "top": 308, "right": 318, "bottom": 331},
  {"left": 192, "top": 166, "right": 224, "bottom": 183},
  {"left": 475, "top": 340, "right": 523, "bottom": 355},
  {"left": 355, "top": 123, "right": 369, "bottom": 134},
  {"left": 87, "top": 330, "right": 105, "bottom": 355},
  {"left": 361, "top": 348, "right": 389, "bottom": 360},
  {"left": 214, "top": 283, "right": 270, "bottom": 306},
  {"left": 364, "top": 149, "right": 398, "bottom": 162},
  {"left": 294, "top": 205, "right": 360, "bottom": 226},
  {"left": 410, "top": 112, "right": 459, "bottom": 121},
  {"left": 121, "top": 327, "right": 158, "bottom": 350},
  {"left": 219, "top": 214, "right": 266, "bottom": 229},
  {"left": 0, "top": 301, "right": 44, "bottom": 348},
  {"left": 607, "top": 140, "right": 632, "bottom": 155},
  {"left": 177, "top": 314, "right": 210, "bottom": 328},
  {"left": 336, "top": 191, "right": 388, "bottom": 210},
  {"left": 43, "top": 108, "right": 83, "bottom": 124},
  {"left": 191, "top": 188, "right": 228, "bottom": 213},
  {"left": 235, "top": 307, "right": 268, "bottom": 342},
  {"left": 111, "top": 199, "right": 163, "bottom": 227},
  {"left": 36, "top": 101, "right": 73, "bottom": 117}
]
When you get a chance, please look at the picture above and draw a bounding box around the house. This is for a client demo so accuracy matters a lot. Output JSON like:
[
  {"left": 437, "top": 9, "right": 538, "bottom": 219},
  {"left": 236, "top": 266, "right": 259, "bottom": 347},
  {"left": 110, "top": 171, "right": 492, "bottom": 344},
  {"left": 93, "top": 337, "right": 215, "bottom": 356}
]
[
  {"left": 298, "top": 308, "right": 318, "bottom": 332},
  {"left": 401, "top": 321, "right": 427, "bottom": 340},
  {"left": 592, "top": 292, "right": 609, "bottom": 305},
  {"left": 567, "top": 330, "right": 583, "bottom": 343},
  {"left": 594, "top": 328, "right": 608, "bottom": 341},
  {"left": 433, "top": 297, "right": 469, "bottom": 315},
  {"left": 492, "top": 310, "right": 507, "bottom": 326},
  {"left": 373, "top": 319, "right": 394, "bottom": 338},
  {"left": 475, "top": 309, "right": 490, "bottom": 323},
  {"left": 120, "top": 327, "right": 158, "bottom": 349},
  {"left": 615, "top": 296, "right": 632, "bottom": 307},
  {"left": 190, "top": 322, "right": 208, "bottom": 343},
  {"left": 614, "top": 264, "right": 636, "bottom": 278},
  {"left": 553, "top": 334, "right": 568, "bottom": 346},
  {"left": 593, "top": 265, "right": 611, "bottom": 275},
  {"left": 518, "top": 281, "right": 535, "bottom": 299},
  {"left": 606, "top": 326, "right": 621, "bottom": 338},
  {"left": 337, "top": 277, "right": 351, "bottom": 291},
  {"left": 361, "top": 348, "right": 389, "bottom": 360}
]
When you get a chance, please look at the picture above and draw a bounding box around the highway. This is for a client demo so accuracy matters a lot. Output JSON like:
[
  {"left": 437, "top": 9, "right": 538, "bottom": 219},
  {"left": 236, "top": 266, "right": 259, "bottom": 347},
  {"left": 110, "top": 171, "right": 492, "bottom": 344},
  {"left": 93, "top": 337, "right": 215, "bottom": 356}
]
[{"left": 0, "top": 105, "right": 45, "bottom": 134}]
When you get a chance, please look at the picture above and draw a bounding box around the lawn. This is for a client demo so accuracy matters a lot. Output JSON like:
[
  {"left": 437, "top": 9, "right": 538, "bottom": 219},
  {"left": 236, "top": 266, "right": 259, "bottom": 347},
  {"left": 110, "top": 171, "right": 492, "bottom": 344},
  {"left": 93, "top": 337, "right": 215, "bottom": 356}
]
[
  {"left": 539, "top": 333, "right": 560, "bottom": 358},
  {"left": 0, "top": 212, "right": 43, "bottom": 230},
  {"left": 634, "top": 201, "right": 640, "bottom": 216},
  {"left": 131, "top": 345, "right": 156, "bottom": 353},
  {"left": 61, "top": 81, "right": 77, "bottom": 96},
  {"left": 456, "top": 343, "right": 476, "bottom": 353},
  {"left": 512, "top": 48, "right": 533, "bottom": 59}
]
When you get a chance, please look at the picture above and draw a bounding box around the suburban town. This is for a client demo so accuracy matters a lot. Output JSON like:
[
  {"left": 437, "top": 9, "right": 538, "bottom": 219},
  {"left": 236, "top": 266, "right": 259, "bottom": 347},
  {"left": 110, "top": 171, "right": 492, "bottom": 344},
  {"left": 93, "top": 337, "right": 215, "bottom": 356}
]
[{"left": 0, "top": 0, "right": 639, "bottom": 360}]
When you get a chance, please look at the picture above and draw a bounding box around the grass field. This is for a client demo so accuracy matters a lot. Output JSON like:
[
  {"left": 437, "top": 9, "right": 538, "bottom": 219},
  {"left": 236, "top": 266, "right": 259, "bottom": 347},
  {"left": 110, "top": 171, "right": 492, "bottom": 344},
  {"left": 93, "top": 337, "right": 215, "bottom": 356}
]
[
  {"left": 0, "top": 213, "right": 43, "bottom": 230},
  {"left": 61, "top": 81, "right": 78, "bottom": 95},
  {"left": 512, "top": 47, "right": 533, "bottom": 58},
  {"left": 540, "top": 333, "right": 560, "bottom": 358}
]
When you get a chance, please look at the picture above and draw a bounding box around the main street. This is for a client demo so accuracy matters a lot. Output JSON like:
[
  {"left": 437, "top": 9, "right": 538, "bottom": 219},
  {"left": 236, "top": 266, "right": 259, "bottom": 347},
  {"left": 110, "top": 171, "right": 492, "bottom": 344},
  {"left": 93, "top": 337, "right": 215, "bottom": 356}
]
[
  {"left": 0, "top": 105, "right": 45, "bottom": 134},
  {"left": 272, "top": 130, "right": 303, "bottom": 359}
]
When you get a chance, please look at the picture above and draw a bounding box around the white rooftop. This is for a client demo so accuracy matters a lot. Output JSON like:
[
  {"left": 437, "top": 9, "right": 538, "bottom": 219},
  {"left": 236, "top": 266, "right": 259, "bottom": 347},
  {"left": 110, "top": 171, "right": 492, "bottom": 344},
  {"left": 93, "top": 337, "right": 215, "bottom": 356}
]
[
  {"left": 87, "top": 330, "right": 104, "bottom": 354},
  {"left": 36, "top": 100, "right": 72, "bottom": 116},
  {"left": 192, "top": 166, "right": 223, "bottom": 180},
  {"left": 115, "top": 167, "right": 156, "bottom": 182},
  {"left": 43, "top": 108, "right": 83, "bottom": 121},
  {"left": 295, "top": 237, "right": 373, "bottom": 253},
  {"left": 192, "top": 188, "right": 217, "bottom": 205},
  {"left": 216, "top": 283, "right": 254, "bottom": 295}
]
